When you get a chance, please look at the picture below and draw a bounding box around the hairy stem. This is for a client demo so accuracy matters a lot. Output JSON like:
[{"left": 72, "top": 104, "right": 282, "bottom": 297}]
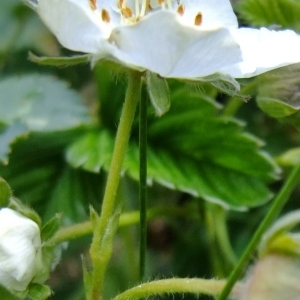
[
  {"left": 89, "top": 70, "right": 142, "bottom": 300},
  {"left": 112, "top": 278, "right": 242, "bottom": 300},
  {"left": 139, "top": 94, "right": 148, "bottom": 281},
  {"left": 51, "top": 206, "right": 193, "bottom": 245}
]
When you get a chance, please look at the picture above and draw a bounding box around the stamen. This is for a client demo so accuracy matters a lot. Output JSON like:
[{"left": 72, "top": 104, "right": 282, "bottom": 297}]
[
  {"left": 88, "top": 0, "right": 97, "bottom": 10},
  {"left": 140, "top": 0, "right": 150, "bottom": 16},
  {"left": 167, "top": 0, "right": 172, "bottom": 9},
  {"left": 177, "top": 4, "right": 185, "bottom": 16},
  {"left": 121, "top": 7, "right": 133, "bottom": 18},
  {"left": 135, "top": 0, "right": 140, "bottom": 16},
  {"left": 194, "top": 12, "right": 203, "bottom": 26},
  {"left": 117, "top": 0, "right": 124, "bottom": 8},
  {"left": 158, "top": 0, "right": 166, "bottom": 10},
  {"left": 101, "top": 8, "right": 111, "bottom": 23},
  {"left": 121, "top": 0, "right": 128, "bottom": 9}
]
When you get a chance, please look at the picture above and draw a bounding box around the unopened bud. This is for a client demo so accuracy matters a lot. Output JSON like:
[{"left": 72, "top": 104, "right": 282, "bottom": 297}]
[
  {"left": 238, "top": 254, "right": 300, "bottom": 300},
  {"left": 0, "top": 208, "right": 42, "bottom": 292}
]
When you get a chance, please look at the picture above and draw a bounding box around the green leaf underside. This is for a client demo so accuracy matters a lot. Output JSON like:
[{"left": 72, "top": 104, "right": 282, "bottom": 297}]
[
  {"left": 237, "top": 0, "right": 300, "bottom": 31},
  {"left": 0, "top": 74, "right": 92, "bottom": 164},
  {"left": 0, "top": 0, "right": 23, "bottom": 53},
  {"left": 0, "top": 122, "right": 28, "bottom": 164},
  {"left": 67, "top": 91, "right": 279, "bottom": 210}
]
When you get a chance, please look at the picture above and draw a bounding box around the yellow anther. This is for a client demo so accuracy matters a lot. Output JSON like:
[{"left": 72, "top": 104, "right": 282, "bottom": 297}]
[
  {"left": 101, "top": 8, "right": 111, "bottom": 23},
  {"left": 177, "top": 4, "right": 185, "bottom": 16},
  {"left": 194, "top": 12, "right": 203, "bottom": 26},
  {"left": 117, "top": 0, "right": 124, "bottom": 8},
  {"left": 121, "top": 7, "right": 133, "bottom": 18},
  {"left": 88, "top": 0, "right": 97, "bottom": 10}
]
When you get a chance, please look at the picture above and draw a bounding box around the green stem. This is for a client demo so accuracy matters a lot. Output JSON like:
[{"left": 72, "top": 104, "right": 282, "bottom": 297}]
[
  {"left": 51, "top": 206, "right": 192, "bottom": 245},
  {"left": 214, "top": 207, "right": 237, "bottom": 267},
  {"left": 112, "top": 278, "right": 242, "bottom": 300},
  {"left": 217, "top": 165, "right": 300, "bottom": 300},
  {"left": 139, "top": 94, "right": 148, "bottom": 281},
  {"left": 89, "top": 70, "right": 142, "bottom": 300},
  {"left": 205, "top": 203, "right": 237, "bottom": 277}
]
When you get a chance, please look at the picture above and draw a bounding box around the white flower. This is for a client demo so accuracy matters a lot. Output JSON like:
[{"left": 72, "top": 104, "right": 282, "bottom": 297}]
[
  {"left": 0, "top": 208, "right": 41, "bottom": 292},
  {"left": 26, "top": 0, "right": 300, "bottom": 78}
]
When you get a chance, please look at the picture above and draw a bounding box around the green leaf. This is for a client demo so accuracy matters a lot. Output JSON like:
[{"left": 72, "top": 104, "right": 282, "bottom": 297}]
[
  {"left": 0, "top": 74, "right": 92, "bottom": 132},
  {"left": 28, "top": 52, "right": 91, "bottom": 67},
  {"left": 43, "top": 167, "right": 104, "bottom": 223},
  {"left": 0, "top": 0, "right": 24, "bottom": 53},
  {"left": 0, "top": 130, "right": 95, "bottom": 224},
  {"left": 67, "top": 90, "right": 279, "bottom": 210},
  {"left": 146, "top": 71, "right": 171, "bottom": 116},
  {"left": 0, "top": 122, "right": 28, "bottom": 164},
  {"left": 237, "top": 0, "right": 300, "bottom": 31},
  {"left": 0, "top": 75, "right": 92, "bottom": 164},
  {"left": 0, "top": 177, "right": 12, "bottom": 207}
]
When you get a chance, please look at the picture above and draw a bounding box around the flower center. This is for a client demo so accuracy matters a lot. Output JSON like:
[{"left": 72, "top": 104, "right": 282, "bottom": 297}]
[{"left": 88, "top": 0, "right": 203, "bottom": 26}]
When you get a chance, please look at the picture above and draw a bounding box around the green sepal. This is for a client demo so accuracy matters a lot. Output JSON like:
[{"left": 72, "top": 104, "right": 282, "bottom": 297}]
[
  {"left": 259, "top": 210, "right": 300, "bottom": 257},
  {"left": 0, "top": 177, "right": 11, "bottom": 207},
  {"left": 199, "top": 72, "right": 246, "bottom": 99},
  {"left": 8, "top": 197, "right": 42, "bottom": 228},
  {"left": 265, "top": 233, "right": 300, "bottom": 258},
  {"left": 26, "top": 283, "right": 52, "bottom": 300},
  {"left": 256, "top": 65, "right": 300, "bottom": 119},
  {"left": 28, "top": 51, "right": 91, "bottom": 67},
  {"left": 89, "top": 205, "right": 99, "bottom": 229},
  {"left": 100, "top": 204, "right": 121, "bottom": 250},
  {"left": 257, "top": 97, "right": 298, "bottom": 118},
  {"left": 0, "top": 285, "right": 15, "bottom": 300},
  {"left": 41, "top": 214, "right": 61, "bottom": 242},
  {"left": 35, "top": 243, "right": 55, "bottom": 283},
  {"left": 146, "top": 71, "right": 171, "bottom": 116},
  {"left": 276, "top": 148, "right": 300, "bottom": 167},
  {"left": 82, "top": 255, "right": 93, "bottom": 299}
]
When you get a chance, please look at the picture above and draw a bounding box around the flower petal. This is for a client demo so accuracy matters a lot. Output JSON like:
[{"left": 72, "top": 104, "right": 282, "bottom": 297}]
[
  {"left": 36, "top": 0, "right": 111, "bottom": 53},
  {"left": 180, "top": 0, "right": 238, "bottom": 29},
  {"left": 107, "top": 11, "right": 242, "bottom": 78},
  {"left": 223, "top": 28, "right": 300, "bottom": 78}
]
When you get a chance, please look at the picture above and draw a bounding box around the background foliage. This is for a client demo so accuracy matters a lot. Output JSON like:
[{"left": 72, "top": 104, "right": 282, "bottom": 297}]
[{"left": 1, "top": 0, "right": 300, "bottom": 299}]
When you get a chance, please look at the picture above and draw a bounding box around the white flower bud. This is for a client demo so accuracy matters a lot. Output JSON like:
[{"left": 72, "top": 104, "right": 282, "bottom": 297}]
[{"left": 0, "top": 208, "right": 41, "bottom": 292}]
